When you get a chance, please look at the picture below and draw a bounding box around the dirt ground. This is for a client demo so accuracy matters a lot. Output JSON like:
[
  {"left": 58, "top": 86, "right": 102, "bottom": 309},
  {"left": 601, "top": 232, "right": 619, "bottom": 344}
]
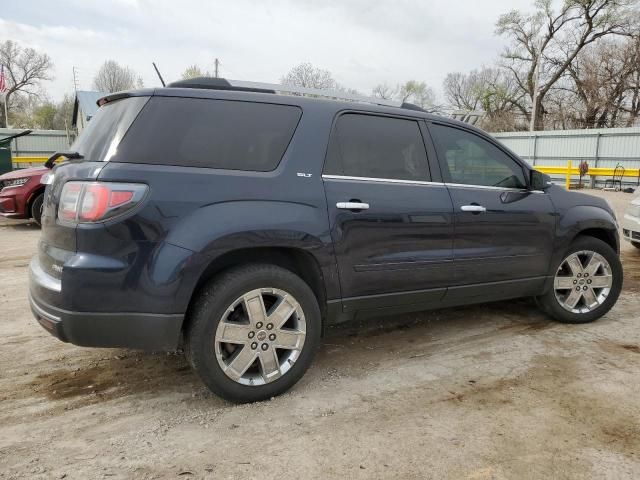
[{"left": 0, "top": 190, "right": 639, "bottom": 480}]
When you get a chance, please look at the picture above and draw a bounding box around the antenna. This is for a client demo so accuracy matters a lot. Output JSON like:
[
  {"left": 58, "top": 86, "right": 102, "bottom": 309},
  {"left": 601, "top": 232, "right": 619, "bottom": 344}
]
[{"left": 152, "top": 62, "right": 166, "bottom": 87}]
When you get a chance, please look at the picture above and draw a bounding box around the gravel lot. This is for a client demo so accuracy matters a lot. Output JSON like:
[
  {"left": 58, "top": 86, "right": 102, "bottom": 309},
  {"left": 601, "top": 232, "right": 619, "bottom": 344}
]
[{"left": 1, "top": 189, "right": 639, "bottom": 479}]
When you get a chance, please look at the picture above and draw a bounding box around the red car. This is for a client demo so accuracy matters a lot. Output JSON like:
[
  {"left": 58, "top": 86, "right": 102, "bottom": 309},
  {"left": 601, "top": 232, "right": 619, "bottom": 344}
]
[{"left": 0, "top": 166, "right": 48, "bottom": 225}]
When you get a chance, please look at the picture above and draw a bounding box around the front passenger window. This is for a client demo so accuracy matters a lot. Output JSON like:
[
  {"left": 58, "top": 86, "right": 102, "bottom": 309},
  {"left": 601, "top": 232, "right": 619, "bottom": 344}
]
[{"left": 430, "top": 124, "right": 526, "bottom": 189}]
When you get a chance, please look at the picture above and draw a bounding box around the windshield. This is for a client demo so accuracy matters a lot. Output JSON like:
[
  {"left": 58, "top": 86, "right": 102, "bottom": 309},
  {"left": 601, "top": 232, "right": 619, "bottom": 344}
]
[{"left": 70, "top": 96, "right": 149, "bottom": 162}]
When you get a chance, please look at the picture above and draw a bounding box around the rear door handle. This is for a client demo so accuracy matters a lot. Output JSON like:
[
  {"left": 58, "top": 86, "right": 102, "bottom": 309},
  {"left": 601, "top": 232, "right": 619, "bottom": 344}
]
[
  {"left": 460, "top": 205, "right": 487, "bottom": 213},
  {"left": 337, "top": 202, "right": 370, "bottom": 210}
]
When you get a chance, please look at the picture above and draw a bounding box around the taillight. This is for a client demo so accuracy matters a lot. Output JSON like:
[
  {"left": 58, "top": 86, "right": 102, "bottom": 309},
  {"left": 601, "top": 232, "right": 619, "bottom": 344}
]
[{"left": 58, "top": 181, "right": 148, "bottom": 223}]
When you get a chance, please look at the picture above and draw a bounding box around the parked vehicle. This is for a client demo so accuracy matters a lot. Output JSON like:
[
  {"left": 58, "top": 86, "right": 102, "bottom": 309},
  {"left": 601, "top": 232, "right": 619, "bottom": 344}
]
[
  {"left": 29, "top": 78, "right": 623, "bottom": 403},
  {"left": 0, "top": 166, "right": 48, "bottom": 225},
  {"left": 623, "top": 195, "right": 640, "bottom": 249}
]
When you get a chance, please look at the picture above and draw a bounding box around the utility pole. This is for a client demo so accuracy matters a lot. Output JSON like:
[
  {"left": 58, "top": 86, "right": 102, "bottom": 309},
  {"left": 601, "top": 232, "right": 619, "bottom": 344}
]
[
  {"left": 214, "top": 58, "right": 220, "bottom": 78},
  {"left": 72, "top": 66, "right": 80, "bottom": 93}
]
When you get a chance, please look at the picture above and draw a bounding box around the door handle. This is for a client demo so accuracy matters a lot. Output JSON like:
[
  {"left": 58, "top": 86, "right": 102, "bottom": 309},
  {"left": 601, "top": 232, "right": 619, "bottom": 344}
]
[
  {"left": 337, "top": 201, "right": 370, "bottom": 210},
  {"left": 460, "top": 205, "right": 487, "bottom": 213}
]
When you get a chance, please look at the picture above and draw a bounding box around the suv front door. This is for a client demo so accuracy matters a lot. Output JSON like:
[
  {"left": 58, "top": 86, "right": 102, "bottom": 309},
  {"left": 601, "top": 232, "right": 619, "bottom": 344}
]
[
  {"left": 323, "top": 113, "right": 454, "bottom": 312},
  {"left": 428, "top": 122, "right": 556, "bottom": 302}
]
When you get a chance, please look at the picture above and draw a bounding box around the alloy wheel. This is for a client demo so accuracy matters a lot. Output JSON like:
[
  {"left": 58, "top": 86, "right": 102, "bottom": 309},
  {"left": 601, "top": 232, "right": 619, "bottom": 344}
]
[
  {"left": 554, "top": 250, "right": 613, "bottom": 314},
  {"left": 214, "top": 288, "right": 306, "bottom": 386}
]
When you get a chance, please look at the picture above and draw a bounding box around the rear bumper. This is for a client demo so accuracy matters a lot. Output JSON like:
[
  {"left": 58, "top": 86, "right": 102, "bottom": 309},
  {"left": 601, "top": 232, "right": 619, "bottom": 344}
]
[{"left": 29, "top": 256, "right": 184, "bottom": 351}]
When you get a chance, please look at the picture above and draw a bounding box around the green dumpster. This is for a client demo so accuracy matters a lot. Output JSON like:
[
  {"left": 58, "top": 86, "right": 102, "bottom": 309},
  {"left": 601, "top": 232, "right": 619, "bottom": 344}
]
[
  {"left": 0, "top": 137, "right": 11, "bottom": 175},
  {"left": 0, "top": 130, "right": 33, "bottom": 175}
]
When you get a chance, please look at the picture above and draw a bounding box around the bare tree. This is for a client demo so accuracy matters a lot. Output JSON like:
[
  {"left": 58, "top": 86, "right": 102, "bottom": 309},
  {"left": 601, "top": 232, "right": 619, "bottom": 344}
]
[
  {"left": 281, "top": 63, "right": 339, "bottom": 90},
  {"left": 372, "top": 83, "right": 397, "bottom": 100},
  {"left": 497, "top": 0, "right": 638, "bottom": 130},
  {"left": 0, "top": 40, "right": 53, "bottom": 128},
  {"left": 93, "top": 60, "right": 141, "bottom": 93},
  {"left": 563, "top": 38, "right": 637, "bottom": 127},
  {"left": 444, "top": 68, "right": 528, "bottom": 131}
]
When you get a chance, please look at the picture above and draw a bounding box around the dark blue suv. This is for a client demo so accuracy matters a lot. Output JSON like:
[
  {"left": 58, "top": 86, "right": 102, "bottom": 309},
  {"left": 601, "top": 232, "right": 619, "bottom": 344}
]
[{"left": 29, "top": 78, "right": 622, "bottom": 402}]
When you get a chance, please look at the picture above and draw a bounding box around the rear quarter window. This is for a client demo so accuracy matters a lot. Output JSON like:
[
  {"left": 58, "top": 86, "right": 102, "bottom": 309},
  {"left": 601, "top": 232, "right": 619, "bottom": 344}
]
[{"left": 114, "top": 97, "right": 302, "bottom": 171}]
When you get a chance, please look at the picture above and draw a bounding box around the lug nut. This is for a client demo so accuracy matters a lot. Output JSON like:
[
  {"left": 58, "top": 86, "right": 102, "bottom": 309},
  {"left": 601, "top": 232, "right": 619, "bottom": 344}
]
[
  {"left": 256, "top": 322, "right": 263, "bottom": 329},
  {"left": 269, "top": 333, "right": 276, "bottom": 341},
  {"left": 266, "top": 323, "right": 274, "bottom": 330},
  {"left": 248, "top": 331, "right": 255, "bottom": 339},
  {"left": 573, "top": 280, "right": 578, "bottom": 285},
  {"left": 583, "top": 286, "right": 588, "bottom": 291},
  {"left": 261, "top": 343, "right": 269, "bottom": 351},
  {"left": 584, "top": 273, "right": 589, "bottom": 277},
  {"left": 576, "top": 287, "right": 581, "bottom": 291},
  {"left": 577, "top": 273, "right": 582, "bottom": 278},
  {"left": 251, "top": 342, "right": 258, "bottom": 350},
  {"left": 587, "top": 279, "right": 592, "bottom": 284}
]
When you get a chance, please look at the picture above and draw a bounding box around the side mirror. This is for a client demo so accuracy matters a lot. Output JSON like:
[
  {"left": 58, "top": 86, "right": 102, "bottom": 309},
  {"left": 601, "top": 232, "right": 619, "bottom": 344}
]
[{"left": 530, "top": 170, "right": 552, "bottom": 191}]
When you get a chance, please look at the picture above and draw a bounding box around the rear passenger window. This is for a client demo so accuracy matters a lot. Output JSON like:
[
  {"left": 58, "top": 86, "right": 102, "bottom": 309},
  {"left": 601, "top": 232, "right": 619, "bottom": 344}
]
[
  {"left": 115, "top": 97, "right": 302, "bottom": 171},
  {"left": 324, "top": 114, "right": 430, "bottom": 182}
]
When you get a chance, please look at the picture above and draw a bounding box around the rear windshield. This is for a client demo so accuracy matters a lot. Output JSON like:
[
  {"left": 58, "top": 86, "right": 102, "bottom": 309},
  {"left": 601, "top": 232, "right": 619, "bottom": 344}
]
[
  {"left": 112, "top": 97, "right": 302, "bottom": 171},
  {"left": 71, "top": 96, "right": 149, "bottom": 162}
]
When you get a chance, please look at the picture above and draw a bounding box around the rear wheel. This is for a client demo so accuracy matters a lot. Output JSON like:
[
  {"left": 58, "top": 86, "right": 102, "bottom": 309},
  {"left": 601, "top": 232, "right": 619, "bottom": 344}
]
[
  {"left": 30, "top": 193, "right": 44, "bottom": 227},
  {"left": 185, "top": 264, "right": 321, "bottom": 403},
  {"left": 536, "top": 236, "right": 622, "bottom": 324}
]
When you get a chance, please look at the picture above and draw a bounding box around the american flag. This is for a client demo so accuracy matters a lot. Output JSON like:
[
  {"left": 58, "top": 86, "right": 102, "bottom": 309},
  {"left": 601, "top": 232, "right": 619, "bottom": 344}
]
[{"left": 0, "top": 64, "right": 7, "bottom": 94}]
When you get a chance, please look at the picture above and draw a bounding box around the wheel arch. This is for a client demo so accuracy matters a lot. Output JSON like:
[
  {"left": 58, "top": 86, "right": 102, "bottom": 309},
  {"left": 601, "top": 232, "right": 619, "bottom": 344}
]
[
  {"left": 26, "top": 186, "right": 45, "bottom": 218},
  {"left": 574, "top": 227, "right": 619, "bottom": 254},
  {"left": 183, "top": 246, "right": 328, "bottom": 335}
]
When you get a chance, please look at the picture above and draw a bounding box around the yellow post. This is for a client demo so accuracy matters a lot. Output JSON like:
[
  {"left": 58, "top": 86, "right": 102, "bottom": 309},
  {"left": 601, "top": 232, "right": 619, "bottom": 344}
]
[{"left": 565, "top": 159, "right": 571, "bottom": 190}]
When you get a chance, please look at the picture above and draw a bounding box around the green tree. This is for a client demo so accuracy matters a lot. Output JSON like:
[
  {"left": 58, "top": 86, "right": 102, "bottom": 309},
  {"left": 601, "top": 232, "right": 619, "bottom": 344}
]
[{"left": 181, "top": 65, "right": 210, "bottom": 79}]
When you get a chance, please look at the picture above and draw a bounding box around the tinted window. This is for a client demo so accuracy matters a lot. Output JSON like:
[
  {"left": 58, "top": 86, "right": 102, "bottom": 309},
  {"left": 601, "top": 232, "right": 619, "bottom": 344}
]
[
  {"left": 431, "top": 124, "right": 526, "bottom": 189},
  {"left": 324, "top": 114, "right": 430, "bottom": 182},
  {"left": 71, "top": 96, "right": 149, "bottom": 162},
  {"left": 115, "top": 97, "right": 302, "bottom": 171}
]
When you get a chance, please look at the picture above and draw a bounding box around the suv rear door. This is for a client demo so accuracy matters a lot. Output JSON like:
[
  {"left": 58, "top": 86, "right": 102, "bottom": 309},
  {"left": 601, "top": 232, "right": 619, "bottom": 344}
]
[
  {"left": 427, "top": 121, "right": 556, "bottom": 302},
  {"left": 323, "top": 112, "right": 454, "bottom": 312}
]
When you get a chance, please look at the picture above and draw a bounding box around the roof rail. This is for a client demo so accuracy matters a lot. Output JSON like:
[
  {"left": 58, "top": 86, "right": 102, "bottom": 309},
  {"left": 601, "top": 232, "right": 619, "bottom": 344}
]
[{"left": 166, "top": 77, "right": 403, "bottom": 108}]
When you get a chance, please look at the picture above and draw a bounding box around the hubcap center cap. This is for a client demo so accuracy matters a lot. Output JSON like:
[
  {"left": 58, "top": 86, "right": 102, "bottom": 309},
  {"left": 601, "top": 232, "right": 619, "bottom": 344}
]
[
  {"left": 256, "top": 330, "right": 267, "bottom": 341},
  {"left": 578, "top": 279, "right": 585, "bottom": 285}
]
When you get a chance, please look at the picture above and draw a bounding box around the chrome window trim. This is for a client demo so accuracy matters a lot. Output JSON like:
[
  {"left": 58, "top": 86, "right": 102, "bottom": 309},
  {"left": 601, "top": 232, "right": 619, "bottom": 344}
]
[
  {"left": 321, "top": 174, "right": 445, "bottom": 187},
  {"left": 321, "top": 174, "right": 546, "bottom": 193},
  {"left": 444, "top": 182, "right": 544, "bottom": 193}
]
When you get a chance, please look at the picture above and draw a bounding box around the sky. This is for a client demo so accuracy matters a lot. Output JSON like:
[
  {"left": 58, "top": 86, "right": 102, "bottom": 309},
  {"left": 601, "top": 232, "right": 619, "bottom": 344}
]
[{"left": 0, "top": 0, "right": 534, "bottom": 102}]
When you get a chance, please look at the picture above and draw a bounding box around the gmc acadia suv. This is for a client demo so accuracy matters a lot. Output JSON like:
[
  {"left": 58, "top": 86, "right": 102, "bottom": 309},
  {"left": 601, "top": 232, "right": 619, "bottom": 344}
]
[{"left": 29, "top": 78, "right": 623, "bottom": 403}]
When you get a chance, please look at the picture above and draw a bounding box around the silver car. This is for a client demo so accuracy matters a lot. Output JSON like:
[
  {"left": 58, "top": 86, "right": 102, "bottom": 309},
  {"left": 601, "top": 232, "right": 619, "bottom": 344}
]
[{"left": 623, "top": 195, "right": 640, "bottom": 249}]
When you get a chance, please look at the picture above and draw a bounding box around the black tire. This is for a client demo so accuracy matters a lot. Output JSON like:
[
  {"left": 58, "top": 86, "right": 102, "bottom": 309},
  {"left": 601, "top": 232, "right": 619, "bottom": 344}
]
[
  {"left": 185, "top": 264, "right": 321, "bottom": 403},
  {"left": 536, "top": 236, "right": 622, "bottom": 324},
  {"left": 30, "top": 192, "right": 44, "bottom": 227}
]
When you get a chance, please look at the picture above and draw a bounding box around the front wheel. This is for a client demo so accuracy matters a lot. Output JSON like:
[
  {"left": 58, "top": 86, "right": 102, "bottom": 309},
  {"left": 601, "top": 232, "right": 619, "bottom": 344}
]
[
  {"left": 536, "top": 236, "right": 622, "bottom": 324},
  {"left": 31, "top": 193, "right": 44, "bottom": 227},
  {"left": 185, "top": 264, "right": 321, "bottom": 403}
]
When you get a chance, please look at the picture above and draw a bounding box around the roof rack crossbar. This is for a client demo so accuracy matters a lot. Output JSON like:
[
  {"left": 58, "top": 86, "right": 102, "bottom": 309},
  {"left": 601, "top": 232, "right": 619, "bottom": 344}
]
[
  {"left": 229, "top": 79, "right": 401, "bottom": 108},
  {"left": 169, "top": 77, "right": 402, "bottom": 108}
]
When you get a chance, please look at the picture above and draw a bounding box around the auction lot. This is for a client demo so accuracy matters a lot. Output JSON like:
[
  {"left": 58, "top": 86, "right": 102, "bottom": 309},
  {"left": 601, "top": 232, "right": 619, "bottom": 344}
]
[{"left": 0, "top": 190, "right": 639, "bottom": 479}]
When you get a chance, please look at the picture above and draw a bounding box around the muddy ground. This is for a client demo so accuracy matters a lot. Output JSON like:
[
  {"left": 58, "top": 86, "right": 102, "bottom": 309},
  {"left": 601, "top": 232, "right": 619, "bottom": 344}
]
[{"left": 1, "top": 190, "right": 639, "bottom": 479}]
